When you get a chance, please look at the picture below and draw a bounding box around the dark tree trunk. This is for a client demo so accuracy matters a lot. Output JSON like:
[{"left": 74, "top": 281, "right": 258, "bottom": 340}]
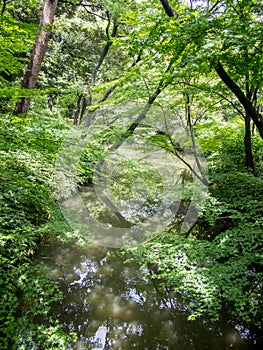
[
  {"left": 159, "top": 0, "right": 176, "bottom": 17},
  {"left": 108, "top": 83, "right": 166, "bottom": 151},
  {"left": 74, "top": 94, "right": 87, "bottom": 126},
  {"left": 91, "top": 16, "right": 118, "bottom": 86},
  {"left": 243, "top": 79, "right": 256, "bottom": 174},
  {"left": 14, "top": 0, "right": 58, "bottom": 116},
  {"left": 244, "top": 114, "right": 255, "bottom": 174},
  {"left": 215, "top": 62, "right": 263, "bottom": 139},
  {"left": 1, "top": 0, "right": 9, "bottom": 15},
  {"left": 74, "top": 15, "right": 118, "bottom": 125},
  {"left": 107, "top": 55, "right": 176, "bottom": 151}
]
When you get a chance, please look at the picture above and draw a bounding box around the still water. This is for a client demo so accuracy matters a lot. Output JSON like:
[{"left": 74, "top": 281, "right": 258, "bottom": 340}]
[{"left": 34, "top": 240, "right": 260, "bottom": 350}]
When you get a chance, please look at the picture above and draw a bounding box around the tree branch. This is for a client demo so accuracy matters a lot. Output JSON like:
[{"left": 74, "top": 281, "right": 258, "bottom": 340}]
[
  {"left": 185, "top": 93, "right": 209, "bottom": 185},
  {"left": 216, "top": 92, "right": 245, "bottom": 117},
  {"left": 208, "top": 1, "right": 221, "bottom": 14},
  {"left": 193, "top": 99, "right": 224, "bottom": 126},
  {"left": 215, "top": 62, "right": 263, "bottom": 139},
  {"left": 74, "top": 14, "right": 118, "bottom": 125},
  {"left": 159, "top": 0, "right": 177, "bottom": 17},
  {"left": 108, "top": 61, "right": 173, "bottom": 151},
  {"left": 1, "top": 0, "right": 12, "bottom": 16}
]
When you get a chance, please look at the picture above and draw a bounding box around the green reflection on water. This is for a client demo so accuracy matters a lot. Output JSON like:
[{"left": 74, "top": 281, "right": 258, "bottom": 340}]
[{"left": 31, "top": 240, "right": 255, "bottom": 350}]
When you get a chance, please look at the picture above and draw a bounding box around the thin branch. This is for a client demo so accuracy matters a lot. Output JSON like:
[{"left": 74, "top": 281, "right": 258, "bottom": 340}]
[
  {"left": 80, "top": 51, "right": 143, "bottom": 127},
  {"left": 193, "top": 99, "right": 224, "bottom": 126},
  {"left": 216, "top": 95, "right": 245, "bottom": 118},
  {"left": 185, "top": 93, "right": 208, "bottom": 183},
  {"left": 73, "top": 14, "right": 118, "bottom": 125},
  {"left": 58, "top": 0, "right": 83, "bottom": 5},
  {"left": 181, "top": 81, "right": 246, "bottom": 118},
  {"left": 91, "top": 19, "right": 118, "bottom": 85},
  {"left": 83, "top": 7, "right": 107, "bottom": 20},
  {"left": 159, "top": 135, "right": 209, "bottom": 186},
  {"left": 141, "top": 75, "right": 151, "bottom": 98},
  {"left": 58, "top": 0, "right": 102, "bottom": 9},
  {"left": 208, "top": 0, "right": 221, "bottom": 14},
  {"left": 108, "top": 60, "right": 174, "bottom": 151},
  {"left": 253, "top": 45, "right": 263, "bottom": 54}
]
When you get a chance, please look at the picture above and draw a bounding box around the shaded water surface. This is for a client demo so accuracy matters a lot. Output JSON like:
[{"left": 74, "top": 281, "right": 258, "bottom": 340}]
[{"left": 34, "top": 240, "right": 259, "bottom": 350}]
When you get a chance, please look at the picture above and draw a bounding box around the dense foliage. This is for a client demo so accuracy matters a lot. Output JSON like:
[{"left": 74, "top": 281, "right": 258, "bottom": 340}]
[
  {"left": 0, "top": 0, "right": 262, "bottom": 348},
  {"left": 126, "top": 124, "right": 263, "bottom": 327},
  {"left": 0, "top": 102, "right": 80, "bottom": 347}
]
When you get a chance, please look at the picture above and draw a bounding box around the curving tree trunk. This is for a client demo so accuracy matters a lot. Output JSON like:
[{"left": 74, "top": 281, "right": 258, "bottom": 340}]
[
  {"left": 74, "top": 14, "right": 119, "bottom": 126},
  {"left": 15, "top": 0, "right": 58, "bottom": 116},
  {"left": 215, "top": 63, "right": 263, "bottom": 140}
]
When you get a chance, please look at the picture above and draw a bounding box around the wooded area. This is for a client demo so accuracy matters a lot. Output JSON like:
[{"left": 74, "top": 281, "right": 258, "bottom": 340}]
[{"left": 0, "top": 0, "right": 262, "bottom": 348}]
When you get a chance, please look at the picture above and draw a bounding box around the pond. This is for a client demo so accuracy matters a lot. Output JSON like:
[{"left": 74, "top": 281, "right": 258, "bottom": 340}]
[{"left": 32, "top": 239, "right": 259, "bottom": 350}]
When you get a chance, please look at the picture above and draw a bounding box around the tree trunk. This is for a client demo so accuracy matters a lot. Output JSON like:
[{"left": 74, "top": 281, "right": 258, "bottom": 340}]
[
  {"left": 1, "top": 0, "right": 8, "bottom": 15},
  {"left": 185, "top": 93, "right": 208, "bottom": 183},
  {"left": 243, "top": 79, "right": 256, "bottom": 174},
  {"left": 244, "top": 113, "right": 255, "bottom": 174},
  {"left": 159, "top": 0, "right": 177, "bottom": 17},
  {"left": 215, "top": 62, "right": 263, "bottom": 139},
  {"left": 108, "top": 82, "right": 167, "bottom": 151},
  {"left": 14, "top": 0, "right": 58, "bottom": 116},
  {"left": 74, "top": 15, "right": 118, "bottom": 125}
]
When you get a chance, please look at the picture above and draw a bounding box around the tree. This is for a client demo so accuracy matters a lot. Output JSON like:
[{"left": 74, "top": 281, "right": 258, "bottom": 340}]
[
  {"left": 15, "top": 0, "right": 58, "bottom": 115},
  {"left": 157, "top": 0, "right": 263, "bottom": 139},
  {"left": 0, "top": 3, "right": 39, "bottom": 112}
]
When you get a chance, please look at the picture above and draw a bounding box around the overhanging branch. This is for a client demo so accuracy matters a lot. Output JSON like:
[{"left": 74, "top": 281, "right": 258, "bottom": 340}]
[{"left": 215, "top": 62, "right": 263, "bottom": 139}]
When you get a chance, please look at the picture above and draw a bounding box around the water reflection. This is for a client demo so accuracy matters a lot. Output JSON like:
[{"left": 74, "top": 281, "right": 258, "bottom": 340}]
[{"left": 35, "top": 240, "right": 259, "bottom": 349}]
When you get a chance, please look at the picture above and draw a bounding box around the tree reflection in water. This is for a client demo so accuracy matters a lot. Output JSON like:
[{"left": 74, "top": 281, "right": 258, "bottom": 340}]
[{"left": 35, "top": 240, "right": 257, "bottom": 350}]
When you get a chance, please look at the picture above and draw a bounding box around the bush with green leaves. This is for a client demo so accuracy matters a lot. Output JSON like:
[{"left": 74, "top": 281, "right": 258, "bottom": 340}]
[
  {"left": 125, "top": 223, "right": 262, "bottom": 327},
  {"left": 0, "top": 104, "right": 78, "bottom": 349}
]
